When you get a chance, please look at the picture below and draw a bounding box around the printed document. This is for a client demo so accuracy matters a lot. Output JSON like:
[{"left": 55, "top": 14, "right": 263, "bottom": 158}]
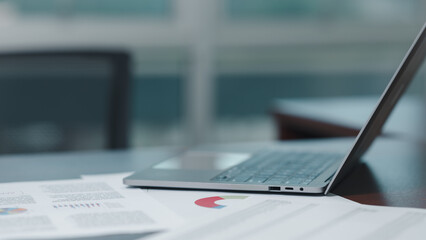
[
  {"left": 146, "top": 197, "right": 426, "bottom": 240},
  {"left": 0, "top": 179, "right": 183, "bottom": 239}
]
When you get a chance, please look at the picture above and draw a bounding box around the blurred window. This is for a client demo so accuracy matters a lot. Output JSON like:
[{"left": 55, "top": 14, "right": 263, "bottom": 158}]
[
  {"left": 0, "top": 0, "right": 424, "bottom": 146},
  {"left": 226, "top": 0, "right": 420, "bottom": 22},
  {"left": 0, "top": 0, "right": 171, "bottom": 18}
]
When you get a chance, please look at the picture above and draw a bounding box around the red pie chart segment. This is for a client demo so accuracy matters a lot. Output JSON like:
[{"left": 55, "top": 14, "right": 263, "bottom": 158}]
[{"left": 194, "top": 196, "right": 248, "bottom": 209}]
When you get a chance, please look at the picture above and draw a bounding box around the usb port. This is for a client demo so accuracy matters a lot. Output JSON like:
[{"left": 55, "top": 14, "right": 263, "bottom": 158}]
[
  {"left": 268, "top": 186, "right": 281, "bottom": 191},
  {"left": 284, "top": 187, "right": 294, "bottom": 191}
]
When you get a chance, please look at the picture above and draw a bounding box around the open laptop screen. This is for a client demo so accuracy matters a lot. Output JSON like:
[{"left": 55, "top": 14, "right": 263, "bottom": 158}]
[{"left": 326, "top": 23, "right": 426, "bottom": 194}]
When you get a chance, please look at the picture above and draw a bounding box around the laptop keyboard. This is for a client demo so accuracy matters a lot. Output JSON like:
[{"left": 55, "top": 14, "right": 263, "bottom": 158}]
[{"left": 211, "top": 150, "right": 342, "bottom": 186}]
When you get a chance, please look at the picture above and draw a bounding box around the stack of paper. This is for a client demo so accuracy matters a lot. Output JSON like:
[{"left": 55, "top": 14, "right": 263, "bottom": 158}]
[
  {"left": 0, "top": 178, "right": 182, "bottom": 239},
  {"left": 145, "top": 192, "right": 426, "bottom": 240},
  {"left": 1, "top": 172, "right": 425, "bottom": 240},
  {"left": 82, "top": 173, "right": 426, "bottom": 240}
]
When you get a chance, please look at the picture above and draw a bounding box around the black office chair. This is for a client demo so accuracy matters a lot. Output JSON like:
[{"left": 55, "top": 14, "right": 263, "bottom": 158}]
[{"left": 0, "top": 50, "right": 130, "bottom": 154}]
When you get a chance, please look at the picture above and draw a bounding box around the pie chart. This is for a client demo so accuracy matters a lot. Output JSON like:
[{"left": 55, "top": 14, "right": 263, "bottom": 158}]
[
  {"left": 195, "top": 195, "right": 248, "bottom": 209},
  {"left": 0, "top": 208, "right": 27, "bottom": 215}
]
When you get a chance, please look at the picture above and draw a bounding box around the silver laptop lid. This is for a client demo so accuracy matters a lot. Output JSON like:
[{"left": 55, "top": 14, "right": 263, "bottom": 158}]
[{"left": 325, "top": 22, "right": 426, "bottom": 194}]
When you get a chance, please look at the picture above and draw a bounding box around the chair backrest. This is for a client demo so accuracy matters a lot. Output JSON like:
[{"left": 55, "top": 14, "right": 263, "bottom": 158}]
[{"left": 0, "top": 50, "right": 130, "bottom": 153}]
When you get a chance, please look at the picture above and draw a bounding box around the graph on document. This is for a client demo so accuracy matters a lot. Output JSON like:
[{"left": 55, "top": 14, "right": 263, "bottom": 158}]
[
  {"left": 53, "top": 203, "right": 103, "bottom": 209},
  {"left": 195, "top": 196, "right": 248, "bottom": 209},
  {"left": 0, "top": 207, "right": 27, "bottom": 215},
  {"left": 53, "top": 202, "right": 123, "bottom": 209}
]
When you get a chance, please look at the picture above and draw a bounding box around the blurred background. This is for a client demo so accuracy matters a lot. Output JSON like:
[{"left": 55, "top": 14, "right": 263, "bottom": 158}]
[{"left": 0, "top": 0, "right": 424, "bottom": 152}]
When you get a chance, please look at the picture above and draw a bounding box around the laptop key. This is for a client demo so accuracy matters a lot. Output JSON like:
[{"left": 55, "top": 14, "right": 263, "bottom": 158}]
[
  {"left": 284, "top": 178, "right": 305, "bottom": 185},
  {"left": 231, "top": 175, "right": 252, "bottom": 182},
  {"left": 265, "top": 177, "right": 287, "bottom": 185},
  {"left": 247, "top": 177, "right": 268, "bottom": 183},
  {"left": 265, "top": 180, "right": 282, "bottom": 185}
]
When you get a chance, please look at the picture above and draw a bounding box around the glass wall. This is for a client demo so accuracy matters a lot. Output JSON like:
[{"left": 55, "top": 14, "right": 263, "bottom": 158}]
[
  {"left": 2, "top": 0, "right": 170, "bottom": 17},
  {"left": 0, "top": 0, "right": 424, "bottom": 149}
]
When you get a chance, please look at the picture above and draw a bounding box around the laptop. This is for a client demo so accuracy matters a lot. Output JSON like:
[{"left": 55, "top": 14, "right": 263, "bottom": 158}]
[{"left": 124, "top": 23, "right": 426, "bottom": 195}]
